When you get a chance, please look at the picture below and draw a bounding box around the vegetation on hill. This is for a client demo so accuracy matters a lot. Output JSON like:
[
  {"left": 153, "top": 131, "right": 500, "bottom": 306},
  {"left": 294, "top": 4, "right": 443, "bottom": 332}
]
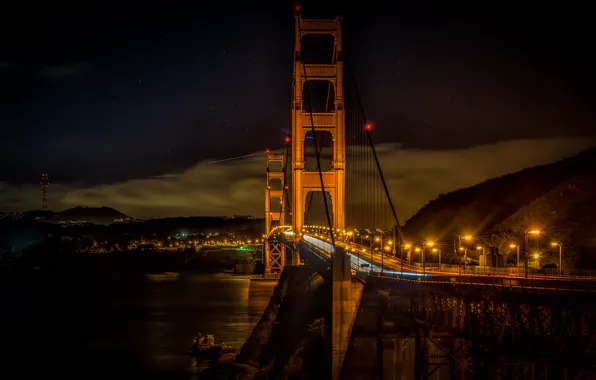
[
  {"left": 59, "top": 205, "right": 128, "bottom": 219},
  {"left": 402, "top": 147, "right": 596, "bottom": 269}
]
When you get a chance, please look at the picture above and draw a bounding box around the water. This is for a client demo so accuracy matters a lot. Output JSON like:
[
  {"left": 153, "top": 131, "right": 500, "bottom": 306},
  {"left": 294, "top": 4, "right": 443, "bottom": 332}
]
[{"left": 0, "top": 271, "right": 274, "bottom": 379}]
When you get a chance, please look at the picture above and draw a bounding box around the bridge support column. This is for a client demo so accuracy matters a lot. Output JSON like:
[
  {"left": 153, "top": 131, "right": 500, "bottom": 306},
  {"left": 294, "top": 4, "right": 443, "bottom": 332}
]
[
  {"left": 265, "top": 242, "right": 286, "bottom": 273},
  {"left": 264, "top": 152, "right": 287, "bottom": 275},
  {"left": 332, "top": 247, "right": 354, "bottom": 380},
  {"left": 290, "top": 239, "right": 302, "bottom": 266}
]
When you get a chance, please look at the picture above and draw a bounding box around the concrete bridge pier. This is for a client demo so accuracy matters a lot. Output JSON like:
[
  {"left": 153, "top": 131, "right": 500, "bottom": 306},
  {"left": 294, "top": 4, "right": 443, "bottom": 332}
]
[{"left": 332, "top": 247, "right": 361, "bottom": 380}]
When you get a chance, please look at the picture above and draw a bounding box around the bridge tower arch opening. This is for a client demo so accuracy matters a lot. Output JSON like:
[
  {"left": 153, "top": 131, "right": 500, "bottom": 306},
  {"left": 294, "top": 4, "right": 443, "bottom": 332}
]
[
  {"left": 291, "top": 13, "right": 345, "bottom": 235},
  {"left": 304, "top": 190, "right": 334, "bottom": 227}
]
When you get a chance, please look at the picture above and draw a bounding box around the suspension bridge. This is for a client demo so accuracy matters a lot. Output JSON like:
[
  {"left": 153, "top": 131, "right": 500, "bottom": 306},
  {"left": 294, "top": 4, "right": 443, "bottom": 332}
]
[{"left": 260, "top": 5, "right": 596, "bottom": 379}]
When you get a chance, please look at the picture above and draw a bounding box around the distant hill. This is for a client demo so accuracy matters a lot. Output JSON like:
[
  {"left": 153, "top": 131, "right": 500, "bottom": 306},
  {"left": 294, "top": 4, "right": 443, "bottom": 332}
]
[
  {"left": 56, "top": 206, "right": 129, "bottom": 225},
  {"left": 402, "top": 146, "right": 596, "bottom": 268}
]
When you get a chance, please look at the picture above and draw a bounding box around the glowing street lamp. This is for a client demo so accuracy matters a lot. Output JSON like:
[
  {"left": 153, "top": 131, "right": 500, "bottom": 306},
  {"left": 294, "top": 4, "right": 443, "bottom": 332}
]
[
  {"left": 509, "top": 244, "right": 520, "bottom": 266},
  {"left": 454, "top": 235, "right": 473, "bottom": 274},
  {"left": 400, "top": 243, "right": 411, "bottom": 273},
  {"left": 422, "top": 241, "right": 434, "bottom": 275},
  {"left": 476, "top": 246, "right": 486, "bottom": 271},
  {"left": 432, "top": 247, "right": 442, "bottom": 269},
  {"left": 459, "top": 247, "right": 469, "bottom": 271},
  {"left": 524, "top": 229, "right": 542, "bottom": 278}
]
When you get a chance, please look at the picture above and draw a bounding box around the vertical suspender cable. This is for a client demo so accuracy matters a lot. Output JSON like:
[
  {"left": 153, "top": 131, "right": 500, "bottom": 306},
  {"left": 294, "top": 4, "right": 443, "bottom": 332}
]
[{"left": 348, "top": 65, "right": 404, "bottom": 244}]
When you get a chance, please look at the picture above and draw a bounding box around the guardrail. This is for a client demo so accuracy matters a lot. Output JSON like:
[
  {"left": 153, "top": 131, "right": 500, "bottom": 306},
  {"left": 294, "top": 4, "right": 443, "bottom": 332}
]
[
  {"left": 301, "top": 235, "right": 596, "bottom": 284},
  {"left": 298, "top": 237, "right": 596, "bottom": 291},
  {"left": 375, "top": 272, "right": 596, "bottom": 292},
  {"left": 309, "top": 236, "right": 596, "bottom": 282}
]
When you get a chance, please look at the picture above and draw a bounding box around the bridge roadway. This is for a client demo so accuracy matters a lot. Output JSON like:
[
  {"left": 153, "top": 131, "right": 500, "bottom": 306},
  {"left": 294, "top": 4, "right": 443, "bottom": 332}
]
[{"left": 295, "top": 233, "right": 596, "bottom": 292}]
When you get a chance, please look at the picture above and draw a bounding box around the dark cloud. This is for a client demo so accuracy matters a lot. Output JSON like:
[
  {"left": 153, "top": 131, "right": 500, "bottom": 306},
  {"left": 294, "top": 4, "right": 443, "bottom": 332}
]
[
  {"left": 1, "top": 138, "right": 593, "bottom": 220},
  {"left": 36, "top": 62, "right": 90, "bottom": 78},
  {"left": 0, "top": 61, "right": 20, "bottom": 70}
]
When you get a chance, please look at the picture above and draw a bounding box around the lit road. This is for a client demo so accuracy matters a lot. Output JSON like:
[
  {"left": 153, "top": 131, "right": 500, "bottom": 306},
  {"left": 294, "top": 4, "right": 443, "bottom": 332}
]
[{"left": 301, "top": 234, "right": 596, "bottom": 282}]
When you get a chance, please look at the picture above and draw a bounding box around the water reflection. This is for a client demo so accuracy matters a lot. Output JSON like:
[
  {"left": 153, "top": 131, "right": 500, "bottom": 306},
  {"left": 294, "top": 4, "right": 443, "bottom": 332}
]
[
  {"left": 0, "top": 272, "right": 274, "bottom": 377},
  {"left": 140, "top": 273, "right": 275, "bottom": 374}
]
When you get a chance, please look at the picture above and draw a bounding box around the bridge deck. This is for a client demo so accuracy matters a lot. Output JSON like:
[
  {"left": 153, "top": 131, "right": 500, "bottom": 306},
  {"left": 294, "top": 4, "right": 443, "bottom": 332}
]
[{"left": 296, "top": 234, "right": 596, "bottom": 292}]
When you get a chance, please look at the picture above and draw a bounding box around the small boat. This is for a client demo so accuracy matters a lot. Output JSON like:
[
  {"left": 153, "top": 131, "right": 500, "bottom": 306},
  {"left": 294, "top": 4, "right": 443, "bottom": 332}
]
[{"left": 191, "top": 333, "right": 236, "bottom": 361}]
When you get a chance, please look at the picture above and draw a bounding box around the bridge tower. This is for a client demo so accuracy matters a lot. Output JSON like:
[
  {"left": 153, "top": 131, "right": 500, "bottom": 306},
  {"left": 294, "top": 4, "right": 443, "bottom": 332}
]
[
  {"left": 292, "top": 7, "right": 353, "bottom": 380},
  {"left": 291, "top": 7, "right": 345, "bottom": 235},
  {"left": 264, "top": 151, "right": 287, "bottom": 273}
]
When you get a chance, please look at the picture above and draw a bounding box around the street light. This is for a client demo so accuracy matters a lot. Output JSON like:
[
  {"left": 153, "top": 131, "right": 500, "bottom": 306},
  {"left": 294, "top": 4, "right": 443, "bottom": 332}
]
[
  {"left": 509, "top": 244, "right": 520, "bottom": 266},
  {"left": 432, "top": 247, "right": 441, "bottom": 269},
  {"left": 524, "top": 229, "right": 541, "bottom": 278},
  {"left": 454, "top": 235, "right": 473, "bottom": 275},
  {"left": 476, "top": 246, "right": 485, "bottom": 272},
  {"left": 422, "top": 241, "right": 434, "bottom": 275},
  {"left": 401, "top": 243, "right": 410, "bottom": 274},
  {"left": 415, "top": 246, "right": 421, "bottom": 272},
  {"left": 533, "top": 253, "right": 541, "bottom": 268},
  {"left": 551, "top": 242, "right": 563, "bottom": 276},
  {"left": 459, "top": 247, "right": 468, "bottom": 271}
]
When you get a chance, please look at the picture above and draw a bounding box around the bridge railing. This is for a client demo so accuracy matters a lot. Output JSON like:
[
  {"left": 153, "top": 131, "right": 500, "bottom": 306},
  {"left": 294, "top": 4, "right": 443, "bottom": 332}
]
[
  {"left": 303, "top": 235, "right": 596, "bottom": 282},
  {"left": 377, "top": 272, "right": 596, "bottom": 292}
]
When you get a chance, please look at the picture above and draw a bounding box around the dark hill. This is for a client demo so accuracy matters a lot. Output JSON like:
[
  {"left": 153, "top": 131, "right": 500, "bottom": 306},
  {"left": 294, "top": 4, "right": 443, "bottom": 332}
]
[
  {"left": 56, "top": 206, "right": 129, "bottom": 225},
  {"left": 402, "top": 146, "right": 596, "bottom": 268}
]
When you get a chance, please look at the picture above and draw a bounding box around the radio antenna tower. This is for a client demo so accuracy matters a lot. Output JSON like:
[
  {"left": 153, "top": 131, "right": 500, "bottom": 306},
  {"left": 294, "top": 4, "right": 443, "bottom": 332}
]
[{"left": 40, "top": 173, "right": 49, "bottom": 210}]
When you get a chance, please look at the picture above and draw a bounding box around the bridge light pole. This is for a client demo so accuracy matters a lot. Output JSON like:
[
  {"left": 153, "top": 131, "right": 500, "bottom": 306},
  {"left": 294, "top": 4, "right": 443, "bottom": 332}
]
[
  {"left": 477, "top": 246, "right": 485, "bottom": 273},
  {"left": 414, "top": 247, "right": 421, "bottom": 272},
  {"left": 455, "top": 235, "right": 472, "bottom": 275},
  {"left": 524, "top": 229, "right": 541, "bottom": 279},
  {"left": 422, "top": 241, "right": 433, "bottom": 275},
  {"left": 459, "top": 247, "right": 468, "bottom": 271},
  {"left": 374, "top": 236, "right": 383, "bottom": 272},
  {"left": 402, "top": 244, "right": 410, "bottom": 274},
  {"left": 432, "top": 247, "right": 441, "bottom": 270},
  {"left": 375, "top": 236, "right": 381, "bottom": 249},
  {"left": 551, "top": 241, "right": 563, "bottom": 276},
  {"left": 509, "top": 244, "right": 520, "bottom": 267}
]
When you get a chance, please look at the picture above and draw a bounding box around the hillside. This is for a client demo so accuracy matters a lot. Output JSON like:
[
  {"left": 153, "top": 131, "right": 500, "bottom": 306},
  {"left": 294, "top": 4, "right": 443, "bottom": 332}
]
[
  {"left": 55, "top": 206, "right": 129, "bottom": 225},
  {"left": 402, "top": 146, "right": 596, "bottom": 268}
]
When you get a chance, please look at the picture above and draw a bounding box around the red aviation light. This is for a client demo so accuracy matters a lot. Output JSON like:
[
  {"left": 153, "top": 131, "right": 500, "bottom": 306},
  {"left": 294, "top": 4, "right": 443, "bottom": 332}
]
[
  {"left": 365, "top": 123, "right": 372, "bottom": 131},
  {"left": 293, "top": 3, "right": 302, "bottom": 13},
  {"left": 285, "top": 136, "right": 291, "bottom": 143},
  {"left": 265, "top": 148, "right": 270, "bottom": 154}
]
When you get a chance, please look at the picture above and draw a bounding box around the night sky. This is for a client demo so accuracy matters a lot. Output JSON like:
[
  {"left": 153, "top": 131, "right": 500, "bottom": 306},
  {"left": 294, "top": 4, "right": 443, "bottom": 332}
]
[{"left": 1, "top": 1, "right": 594, "bottom": 218}]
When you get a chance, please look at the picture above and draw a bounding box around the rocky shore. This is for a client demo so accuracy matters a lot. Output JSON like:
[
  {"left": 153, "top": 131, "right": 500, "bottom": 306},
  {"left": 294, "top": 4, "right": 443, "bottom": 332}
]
[{"left": 197, "top": 266, "right": 331, "bottom": 379}]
